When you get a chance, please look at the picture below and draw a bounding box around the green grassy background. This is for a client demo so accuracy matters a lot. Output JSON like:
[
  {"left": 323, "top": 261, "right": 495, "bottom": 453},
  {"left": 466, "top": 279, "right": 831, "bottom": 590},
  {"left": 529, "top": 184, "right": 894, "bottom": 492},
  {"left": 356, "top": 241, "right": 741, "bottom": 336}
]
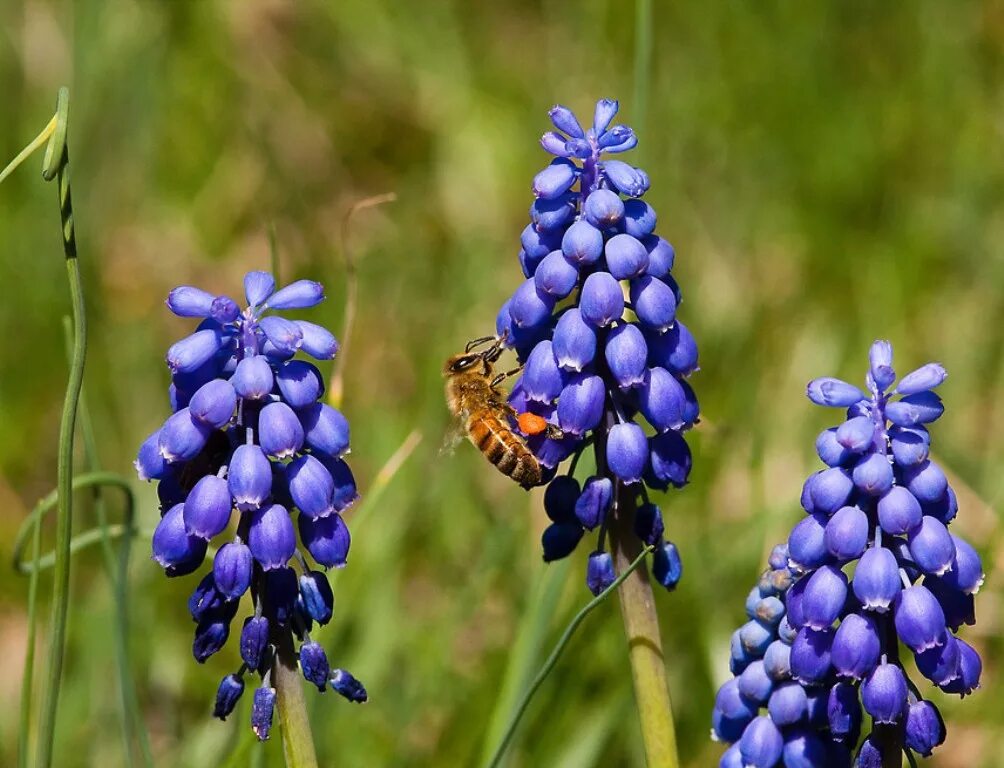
[{"left": 1, "top": 1, "right": 1002, "bottom": 766}]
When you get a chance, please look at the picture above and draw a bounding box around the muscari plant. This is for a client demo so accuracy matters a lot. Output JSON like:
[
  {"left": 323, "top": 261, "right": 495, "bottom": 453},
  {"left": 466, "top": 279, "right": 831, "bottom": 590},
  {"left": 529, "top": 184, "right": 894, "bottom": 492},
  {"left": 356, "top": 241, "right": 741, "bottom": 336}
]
[
  {"left": 485, "top": 98, "right": 698, "bottom": 767},
  {"left": 713, "top": 342, "right": 984, "bottom": 767},
  {"left": 135, "top": 271, "right": 367, "bottom": 752}
]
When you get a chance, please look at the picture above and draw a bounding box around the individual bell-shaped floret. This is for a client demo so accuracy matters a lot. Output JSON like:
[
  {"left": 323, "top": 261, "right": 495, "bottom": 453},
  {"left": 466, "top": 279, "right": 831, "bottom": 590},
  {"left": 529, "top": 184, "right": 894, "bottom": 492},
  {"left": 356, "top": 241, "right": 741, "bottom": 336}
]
[
  {"left": 247, "top": 503, "right": 296, "bottom": 570},
  {"left": 646, "top": 322, "right": 697, "bottom": 377},
  {"left": 579, "top": 271, "right": 624, "bottom": 327},
  {"left": 835, "top": 416, "right": 874, "bottom": 453},
  {"left": 809, "top": 468, "right": 853, "bottom": 515},
  {"left": 232, "top": 355, "right": 274, "bottom": 400},
  {"left": 942, "top": 535, "right": 985, "bottom": 595},
  {"left": 152, "top": 503, "right": 208, "bottom": 575},
  {"left": 259, "top": 401, "right": 305, "bottom": 459},
  {"left": 630, "top": 276, "right": 677, "bottom": 333},
  {"left": 561, "top": 220, "right": 603, "bottom": 266},
  {"left": 184, "top": 475, "right": 234, "bottom": 539},
  {"left": 189, "top": 572, "right": 226, "bottom": 621},
  {"left": 904, "top": 700, "right": 946, "bottom": 757},
  {"left": 167, "top": 285, "right": 216, "bottom": 317},
  {"left": 266, "top": 279, "right": 324, "bottom": 310},
  {"left": 552, "top": 309, "right": 597, "bottom": 372},
  {"left": 607, "top": 422, "right": 648, "bottom": 484},
  {"left": 574, "top": 476, "right": 612, "bottom": 530},
  {"left": 780, "top": 729, "right": 827, "bottom": 768},
  {"left": 877, "top": 486, "right": 922, "bottom": 535},
  {"left": 605, "top": 323, "right": 648, "bottom": 389},
  {"left": 276, "top": 360, "right": 324, "bottom": 409},
  {"left": 298, "top": 512, "right": 351, "bottom": 568},
  {"left": 229, "top": 443, "right": 272, "bottom": 511},
  {"left": 210, "top": 296, "right": 239, "bottom": 323},
  {"left": 896, "top": 362, "right": 947, "bottom": 396},
  {"left": 532, "top": 159, "right": 577, "bottom": 199},
  {"left": 886, "top": 391, "right": 944, "bottom": 427},
  {"left": 647, "top": 430, "right": 692, "bottom": 490},
  {"left": 800, "top": 565, "right": 847, "bottom": 630},
  {"left": 251, "top": 686, "right": 277, "bottom": 740},
  {"left": 508, "top": 279, "right": 555, "bottom": 329},
  {"left": 213, "top": 541, "right": 253, "bottom": 600},
  {"left": 869, "top": 340, "right": 896, "bottom": 390},
  {"left": 159, "top": 408, "right": 211, "bottom": 463},
  {"left": 213, "top": 673, "right": 245, "bottom": 720},
  {"left": 852, "top": 453, "right": 893, "bottom": 496},
  {"left": 299, "top": 641, "right": 331, "bottom": 691},
  {"left": 894, "top": 583, "right": 947, "bottom": 653},
  {"left": 135, "top": 430, "right": 168, "bottom": 481},
  {"left": 240, "top": 616, "right": 270, "bottom": 671},
  {"left": 652, "top": 541, "right": 682, "bottom": 590},
  {"left": 766, "top": 683, "right": 806, "bottom": 726},
  {"left": 827, "top": 681, "right": 861, "bottom": 742},
  {"left": 605, "top": 234, "right": 648, "bottom": 280},
  {"left": 287, "top": 454, "right": 336, "bottom": 518},
  {"left": 541, "top": 522, "right": 583, "bottom": 562},
  {"left": 907, "top": 516, "right": 955, "bottom": 576},
  {"left": 806, "top": 377, "right": 866, "bottom": 408},
  {"left": 245, "top": 271, "right": 275, "bottom": 306},
  {"left": 556, "top": 374, "right": 605, "bottom": 435},
  {"left": 602, "top": 160, "right": 649, "bottom": 197},
  {"left": 189, "top": 379, "right": 237, "bottom": 429},
  {"left": 167, "top": 329, "right": 228, "bottom": 374},
  {"left": 915, "top": 634, "right": 961, "bottom": 686},
  {"left": 940, "top": 638, "right": 982, "bottom": 696},
  {"left": 861, "top": 658, "right": 907, "bottom": 723},
  {"left": 634, "top": 503, "right": 665, "bottom": 547},
  {"left": 642, "top": 235, "right": 675, "bottom": 277},
  {"left": 543, "top": 475, "right": 580, "bottom": 523},
  {"left": 639, "top": 367, "right": 686, "bottom": 432},
  {"left": 522, "top": 341, "right": 565, "bottom": 402},
  {"left": 530, "top": 192, "right": 576, "bottom": 232},
  {"left": 889, "top": 424, "right": 929, "bottom": 466},
  {"left": 852, "top": 545, "right": 901, "bottom": 612},
  {"left": 790, "top": 627, "right": 833, "bottom": 686},
  {"left": 299, "top": 570, "right": 334, "bottom": 625},
  {"left": 787, "top": 513, "right": 829, "bottom": 572},
  {"left": 623, "top": 200, "right": 657, "bottom": 238},
  {"left": 824, "top": 506, "right": 868, "bottom": 561},
  {"left": 259, "top": 316, "right": 303, "bottom": 354},
  {"left": 329, "top": 668, "right": 368, "bottom": 703},
  {"left": 763, "top": 640, "right": 791, "bottom": 682},
  {"left": 193, "top": 610, "right": 232, "bottom": 663},
  {"left": 534, "top": 251, "right": 579, "bottom": 299},
  {"left": 738, "top": 716, "right": 783, "bottom": 768},
  {"left": 739, "top": 619, "right": 773, "bottom": 658},
  {"left": 586, "top": 551, "right": 616, "bottom": 596},
  {"left": 831, "top": 612, "right": 880, "bottom": 680},
  {"left": 737, "top": 659, "right": 773, "bottom": 704},
  {"left": 712, "top": 678, "right": 756, "bottom": 743},
  {"left": 902, "top": 459, "right": 948, "bottom": 505},
  {"left": 300, "top": 403, "right": 350, "bottom": 457},
  {"left": 583, "top": 188, "right": 624, "bottom": 229}
]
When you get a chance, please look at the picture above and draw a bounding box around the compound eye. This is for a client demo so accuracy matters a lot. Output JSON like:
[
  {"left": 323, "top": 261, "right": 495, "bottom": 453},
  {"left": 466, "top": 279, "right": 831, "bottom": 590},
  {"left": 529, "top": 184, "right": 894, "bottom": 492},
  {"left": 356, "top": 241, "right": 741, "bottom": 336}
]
[{"left": 451, "top": 354, "right": 480, "bottom": 372}]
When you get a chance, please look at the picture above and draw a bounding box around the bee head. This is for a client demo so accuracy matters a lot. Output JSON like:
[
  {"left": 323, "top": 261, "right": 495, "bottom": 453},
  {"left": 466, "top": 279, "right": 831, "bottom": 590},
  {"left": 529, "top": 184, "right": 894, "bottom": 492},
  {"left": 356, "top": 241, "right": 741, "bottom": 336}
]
[{"left": 444, "top": 353, "right": 483, "bottom": 375}]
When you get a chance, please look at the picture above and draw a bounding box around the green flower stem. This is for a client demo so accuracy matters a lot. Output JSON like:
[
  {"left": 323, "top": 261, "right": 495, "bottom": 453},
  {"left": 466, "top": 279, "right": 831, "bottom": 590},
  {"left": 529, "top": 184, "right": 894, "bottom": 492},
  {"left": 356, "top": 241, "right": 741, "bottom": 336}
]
[
  {"left": 608, "top": 484, "right": 680, "bottom": 768},
  {"left": 483, "top": 546, "right": 654, "bottom": 768},
  {"left": 274, "top": 630, "right": 320, "bottom": 768},
  {"left": 36, "top": 87, "right": 86, "bottom": 768},
  {"left": 17, "top": 486, "right": 44, "bottom": 768}
]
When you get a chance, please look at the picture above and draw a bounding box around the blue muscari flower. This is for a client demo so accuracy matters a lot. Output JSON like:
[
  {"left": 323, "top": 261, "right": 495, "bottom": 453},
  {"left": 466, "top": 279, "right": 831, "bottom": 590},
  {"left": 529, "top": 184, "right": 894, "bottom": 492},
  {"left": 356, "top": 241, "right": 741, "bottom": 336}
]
[
  {"left": 715, "top": 342, "right": 984, "bottom": 765},
  {"left": 138, "top": 270, "right": 366, "bottom": 739},
  {"left": 496, "top": 101, "right": 700, "bottom": 591}
]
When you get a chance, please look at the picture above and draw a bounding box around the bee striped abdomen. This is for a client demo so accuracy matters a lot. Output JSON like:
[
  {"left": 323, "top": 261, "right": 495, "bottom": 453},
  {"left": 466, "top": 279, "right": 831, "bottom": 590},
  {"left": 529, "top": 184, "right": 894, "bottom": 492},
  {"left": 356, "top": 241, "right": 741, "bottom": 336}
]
[{"left": 467, "top": 412, "right": 542, "bottom": 489}]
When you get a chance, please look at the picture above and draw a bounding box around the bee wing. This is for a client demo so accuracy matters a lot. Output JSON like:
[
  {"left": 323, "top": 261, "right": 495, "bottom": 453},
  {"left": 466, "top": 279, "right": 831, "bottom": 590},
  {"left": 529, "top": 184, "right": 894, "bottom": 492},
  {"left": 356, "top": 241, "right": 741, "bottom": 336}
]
[{"left": 439, "top": 423, "right": 468, "bottom": 456}]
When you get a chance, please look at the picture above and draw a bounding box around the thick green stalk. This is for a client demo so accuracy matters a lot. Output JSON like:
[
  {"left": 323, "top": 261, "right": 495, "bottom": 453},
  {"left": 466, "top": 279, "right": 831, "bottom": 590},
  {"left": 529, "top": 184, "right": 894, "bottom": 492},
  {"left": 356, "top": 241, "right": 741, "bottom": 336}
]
[
  {"left": 36, "top": 87, "right": 86, "bottom": 768},
  {"left": 609, "top": 486, "right": 679, "bottom": 768},
  {"left": 274, "top": 631, "right": 320, "bottom": 768}
]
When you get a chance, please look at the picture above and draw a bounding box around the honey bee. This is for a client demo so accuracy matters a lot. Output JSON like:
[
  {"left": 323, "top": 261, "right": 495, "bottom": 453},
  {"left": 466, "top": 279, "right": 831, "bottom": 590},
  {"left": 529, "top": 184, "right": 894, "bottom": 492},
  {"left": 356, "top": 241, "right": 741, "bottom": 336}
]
[{"left": 444, "top": 335, "right": 561, "bottom": 489}]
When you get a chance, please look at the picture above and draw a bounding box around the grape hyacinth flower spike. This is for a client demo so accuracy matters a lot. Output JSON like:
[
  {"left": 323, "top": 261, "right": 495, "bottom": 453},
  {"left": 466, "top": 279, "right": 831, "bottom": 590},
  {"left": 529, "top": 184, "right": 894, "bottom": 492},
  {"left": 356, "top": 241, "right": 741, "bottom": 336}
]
[
  {"left": 498, "top": 99, "right": 699, "bottom": 594},
  {"left": 713, "top": 341, "right": 983, "bottom": 766},
  {"left": 138, "top": 270, "right": 367, "bottom": 741}
]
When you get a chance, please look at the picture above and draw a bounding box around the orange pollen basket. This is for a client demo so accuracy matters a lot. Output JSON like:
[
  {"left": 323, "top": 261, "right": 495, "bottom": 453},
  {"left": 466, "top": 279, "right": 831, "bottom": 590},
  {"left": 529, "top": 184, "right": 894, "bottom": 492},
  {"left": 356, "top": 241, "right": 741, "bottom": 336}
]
[{"left": 517, "top": 411, "right": 549, "bottom": 436}]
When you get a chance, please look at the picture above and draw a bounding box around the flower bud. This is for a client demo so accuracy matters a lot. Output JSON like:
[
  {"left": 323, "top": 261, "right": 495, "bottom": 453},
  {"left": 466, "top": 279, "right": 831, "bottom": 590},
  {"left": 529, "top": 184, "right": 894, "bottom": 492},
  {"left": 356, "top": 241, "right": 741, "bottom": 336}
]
[
  {"left": 244, "top": 271, "right": 275, "bottom": 306},
  {"left": 274, "top": 360, "right": 324, "bottom": 409},
  {"left": 835, "top": 416, "right": 873, "bottom": 452},
  {"left": 868, "top": 340, "right": 895, "bottom": 388},
  {"left": 294, "top": 320, "right": 339, "bottom": 360},
  {"left": 586, "top": 551, "right": 616, "bottom": 596},
  {"left": 574, "top": 476, "right": 612, "bottom": 530},
  {"left": 809, "top": 468, "right": 853, "bottom": 514},
  {"left": 264, "top": 566, "right": 298, "bottom": 625},
  {"left": 877, "top": 486, "right": 922, "bottom": 535},
  {"left": 605, "top": 323, "right": 647, "bottom": 388},
  {"left": 300, "top": 403, "right": 350, "bottom": 458},
  {"left": 561, "top": 220, "right": 603, "bottom": 266},
  {"left": 534, "top": 251, "right": 578, "bottom": 298},
  {"left": 712, "top": 678, "right": 756, "bottom": 742},
  {"left": 887, "top": 390, "right": 944, "bottom": 426},
  {"left": 159, "top": 408, "right": 211, "bottom": 463},
  {"left": 790, "top": 627, "right": 833, "bottom": 686},
  {"left": 213, "top": 541, "right": 253, "bottom": 600},
  {"left": 168, "top": 286, "right": 216, "bottom": 317},
  {"left": 240, "top": 616, "right": 270, "bottom": 670},
  {"left": 602, "top": 160, "right": 649, "bottom": 197},
  {"left": 183, "top": 475, "right": 233, "bottom": 540},
  {"left": 852, "top": 452, "right": 893, "bottom": 496},
  {"left": 543, "top": 475, "right": 580, "bottom": 523},
  {"left": 806, "top": 378, "right": 865, "bottom": 408},
  {"left": 556, "top": 374, "right": 605, "bottom": 435},
  {"left": 579, "top": 271, "right": 624, "bottom": 327},
  {"left": 738, "top": 659, "right": 773, "bottom": 704},
  {"left": 622, "top": 199, "right": 657, "bottom": 239},
  {"left": 229, "top": 444, "right": 272, "bottom": 511},
  {"left": 231, "top": 355, "right": 274, "bottom": 400},
  {"left": 299, "top": 570, "right": 334, "bottom": 625},
  {"left": 904, "top": 700, "right": 945, "bottom": 756},
  {"left": 213, "top": 674, "right": 244, "bottom": 720},
  {"left": 800, "top": 565, "right": 847, "bottom": 630},
  {"left": 738, "top": 716, "right": 783, "bottom": 768},
  {"left": 633, "top": 502, "right": 665, "bottom": 547},
  {"left": 831, "top": 613, "right": 880, "bottom": 680},
  {"left": 259, "top": 315, "right": 303, "bottom": 354},
  {"left": 907, "top": 516, "right": 955, "bottom": 576},
  {"left": 603, "top": 234, "right": 647, "bottom": 280},
  {"left": 248, "top": 503, "right": 296, "bottom": 570},
  {"left": 530, "top": 193, "right": 576, "bottom": 232},
  {"left": 251, "top": 686, "right": 276, "bottom": 740},
  {"left": 787, "top": 513, "right": 829, "bottom": 572},
  {"left": 607, "top": 422, "right": 648, "bottom": 484},
  {"left": 652, "top": 541, "right": 682, "bottom": 590},
  {"left": 210, "top": 295, "right": 240, "bottom": 323},
  {"left": 889, "top": 424, "right": 930, "bottom": 466},
  {"left": 765, "top": 683, "right": 806, "bottom": 727},
  {"left": 189, "top": 379, "right": 237, "bottom": 429},
  {"left": 739, "top": 619, "right": 773, "bottom": 657},
  {"left": 330, "top": 668, "right": 368, "bottom": 703},
  {"left": 167, "top": 329, "right": 227, "bottom": 374},
  {"left": 861, "top": 659, "right": 907, "bottom": 723},
  {"left": 903, "top": 459, "right": 948, "bottom": 504},
  {"left": 189, "top": 572, "right": 225, "bottom": 621},
  {"left": 298, "top": 512, "right": 350, "bottom": 568},
  {"left": 551, "top": 308, "right": 596, "bottom": 372},
  {"left": 895, "top": 584, "right": 947, "bottom": 653},
  {"left": 193, "top": 613, "right": 231, "bottom": 663},
  {"left": 781, "top": 729, "right": 827, "bottom": 768},
  {"left": 852, "top": 545, "right": 901, "bottom": 611},
  {"left": 583, "top": 189, "right": 624, "bottom": 229},
  {"left": 509, "top": 279, "right": 555, "bottom": 329}
]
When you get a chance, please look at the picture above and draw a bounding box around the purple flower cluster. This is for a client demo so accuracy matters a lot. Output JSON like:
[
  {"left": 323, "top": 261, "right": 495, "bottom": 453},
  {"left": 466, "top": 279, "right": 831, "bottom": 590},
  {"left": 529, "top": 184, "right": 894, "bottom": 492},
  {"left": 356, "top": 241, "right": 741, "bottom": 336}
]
[
  {"left": 714, "top": 342, "right": 984, "bottom": 767},
  {"left": 136, "top": 271, "right": 367, "bottom": 739},
  {"left": 497, "top": 99, "right": 698, "bottom": 593}
]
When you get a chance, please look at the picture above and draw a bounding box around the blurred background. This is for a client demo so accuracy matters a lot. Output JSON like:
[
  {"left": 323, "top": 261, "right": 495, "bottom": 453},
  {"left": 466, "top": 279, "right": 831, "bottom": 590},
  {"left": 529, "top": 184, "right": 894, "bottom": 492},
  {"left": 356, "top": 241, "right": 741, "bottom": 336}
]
[{"left": 1, "top": 1, "right": 1002, "bottom": 766}]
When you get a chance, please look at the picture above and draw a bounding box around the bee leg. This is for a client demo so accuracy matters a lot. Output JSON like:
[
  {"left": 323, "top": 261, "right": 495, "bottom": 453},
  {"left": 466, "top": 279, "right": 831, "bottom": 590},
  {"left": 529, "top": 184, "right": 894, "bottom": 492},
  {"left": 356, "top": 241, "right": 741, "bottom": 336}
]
[
  {"left": 544, "top": 423, "right": 564, "bottom": 440},
  {"left": 490, "top": 368, "right": 522, "bottom": 388},
  {"left": 465, "top": 335, "right": 498, "bottom": 353}
]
